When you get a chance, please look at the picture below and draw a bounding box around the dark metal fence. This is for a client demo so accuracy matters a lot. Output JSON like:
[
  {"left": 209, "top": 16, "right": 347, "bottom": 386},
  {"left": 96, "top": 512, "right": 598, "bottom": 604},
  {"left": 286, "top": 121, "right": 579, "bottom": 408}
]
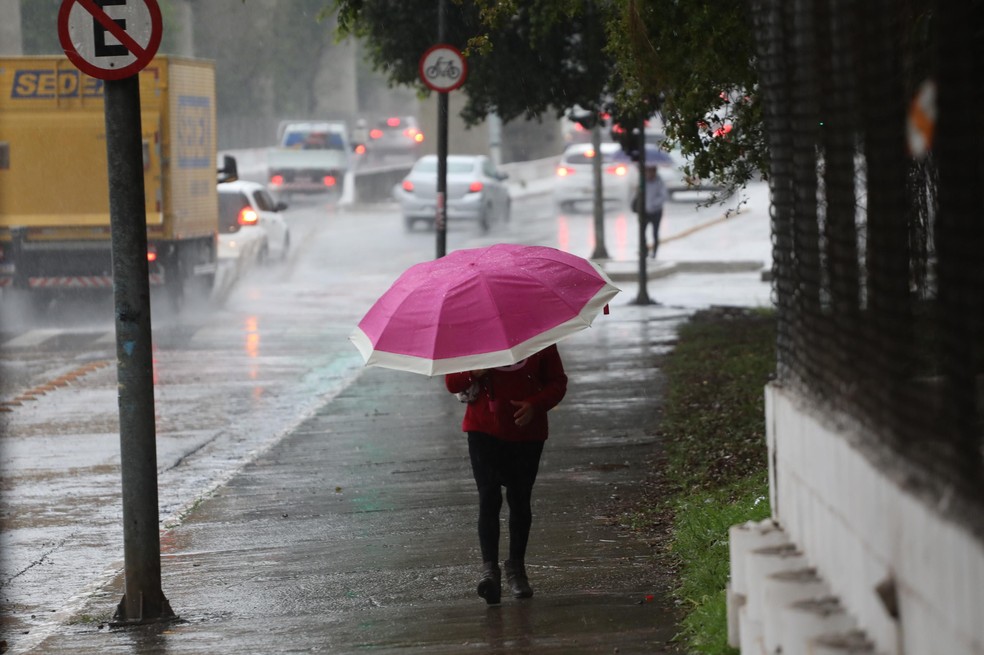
[{"left": 750, "top": 0, "right": 983, "bottom": 532}]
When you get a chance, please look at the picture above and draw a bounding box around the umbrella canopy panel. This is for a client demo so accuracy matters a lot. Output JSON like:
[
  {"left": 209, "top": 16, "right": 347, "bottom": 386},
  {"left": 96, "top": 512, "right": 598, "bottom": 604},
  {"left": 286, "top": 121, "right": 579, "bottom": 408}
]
[{"left": 352, "top": 244, "right": 620, "bottom": 375}]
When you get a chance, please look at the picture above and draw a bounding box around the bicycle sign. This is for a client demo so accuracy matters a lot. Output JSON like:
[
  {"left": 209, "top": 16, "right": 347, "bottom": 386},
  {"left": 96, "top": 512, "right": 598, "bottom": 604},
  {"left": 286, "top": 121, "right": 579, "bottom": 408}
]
[{"left": 419, "top": 44, "right": 467, "bottom": 92}]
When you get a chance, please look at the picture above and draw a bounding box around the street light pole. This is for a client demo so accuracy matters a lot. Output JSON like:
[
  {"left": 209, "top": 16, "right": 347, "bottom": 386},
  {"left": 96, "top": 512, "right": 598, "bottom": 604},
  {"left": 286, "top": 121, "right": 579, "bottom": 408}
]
[
  {"left": 590, "top": 119, "right": 609, "bottom": 260},
  {"left": 634, "top": 116, "right": 652, "bottom": 305}
]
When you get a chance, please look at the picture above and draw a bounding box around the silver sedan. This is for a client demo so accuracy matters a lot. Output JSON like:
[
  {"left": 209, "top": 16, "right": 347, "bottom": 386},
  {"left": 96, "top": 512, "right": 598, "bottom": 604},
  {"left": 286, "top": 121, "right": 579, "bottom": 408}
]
[{"left": 394, "top": 155, "right": 511, "bottom": 231}]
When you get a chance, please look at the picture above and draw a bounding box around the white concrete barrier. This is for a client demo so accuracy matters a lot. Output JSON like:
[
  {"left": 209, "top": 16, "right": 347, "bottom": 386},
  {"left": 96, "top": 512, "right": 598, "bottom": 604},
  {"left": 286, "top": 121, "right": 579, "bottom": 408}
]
[{"left": 736, "top": 383, "right": 984, "bottom": 655}]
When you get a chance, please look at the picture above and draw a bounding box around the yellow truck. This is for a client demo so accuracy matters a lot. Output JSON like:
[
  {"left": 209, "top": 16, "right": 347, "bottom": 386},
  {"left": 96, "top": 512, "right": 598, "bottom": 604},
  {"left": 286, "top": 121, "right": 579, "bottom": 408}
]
[{"left": 0, "top": 56, "right": 219, "bottom": 308}]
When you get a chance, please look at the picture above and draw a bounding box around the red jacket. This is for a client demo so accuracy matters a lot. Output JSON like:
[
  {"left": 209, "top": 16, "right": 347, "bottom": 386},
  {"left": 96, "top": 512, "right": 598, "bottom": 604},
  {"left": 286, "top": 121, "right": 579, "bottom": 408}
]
[{"left": 445, "top": 345, "right": 568, "bottom": 442}]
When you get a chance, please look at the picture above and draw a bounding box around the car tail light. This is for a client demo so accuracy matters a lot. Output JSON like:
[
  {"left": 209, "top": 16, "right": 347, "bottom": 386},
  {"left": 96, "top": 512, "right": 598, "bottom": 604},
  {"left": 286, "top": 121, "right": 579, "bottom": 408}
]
[
  {"left": 606, "top": 164, "right": 628, "bottom": 176},
  {"left": 413, "top": 132, "right": 424, "bottom": 143},
  {"left": 556, "top": 166, "right": 575, "bottom": 177},
  {"left": 402, "top": 180, "right": 414, "bottom": 192},
  {"left": 354, "top": 144, "right": 366, "bottom": 154},
  {"left": 468, "top": 181, "right": 483, "bottom": 193},
  {"left": 370, "top": 128, "right": 383, "bottom": 139},
  {"left": 584, "top": 149, "right": 596, "bottom": 158},
  {"left": 323, "top": 175, "right": 337, "bottom": 187},
  {"left": 386, "top": 117, "right": 401, "bottom": 127},
  {"left": 238, "top": 207, "right": 259, "bottom": 226},
  {"left": 270, "top": 174, "right": 284, "bottom": 186},
  {"left": 147, "top": 244, "right": 158, "bottom": 263}
]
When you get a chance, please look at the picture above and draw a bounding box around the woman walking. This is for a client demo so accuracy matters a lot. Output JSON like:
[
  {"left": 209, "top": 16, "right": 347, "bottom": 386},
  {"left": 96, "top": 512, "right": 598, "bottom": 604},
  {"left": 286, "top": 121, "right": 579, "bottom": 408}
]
[{"left": 446, "top": 344, "right": 568, "bottom": 605}]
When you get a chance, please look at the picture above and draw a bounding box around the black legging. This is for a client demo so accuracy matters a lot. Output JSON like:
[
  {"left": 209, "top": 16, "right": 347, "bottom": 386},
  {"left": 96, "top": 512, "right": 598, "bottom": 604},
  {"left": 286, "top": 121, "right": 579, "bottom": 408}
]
[
  {"left": 645, "top": 209, "right": 664, "bottom": 258},
  {"left": 467, "top": 431, "right": 545, "bottom": 563}
]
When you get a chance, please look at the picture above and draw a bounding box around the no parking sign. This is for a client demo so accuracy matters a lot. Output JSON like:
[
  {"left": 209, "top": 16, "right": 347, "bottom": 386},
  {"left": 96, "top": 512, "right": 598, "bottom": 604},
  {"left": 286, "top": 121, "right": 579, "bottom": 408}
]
[{"left": 58, "top": 0, "right": 162, "bottom": 80}]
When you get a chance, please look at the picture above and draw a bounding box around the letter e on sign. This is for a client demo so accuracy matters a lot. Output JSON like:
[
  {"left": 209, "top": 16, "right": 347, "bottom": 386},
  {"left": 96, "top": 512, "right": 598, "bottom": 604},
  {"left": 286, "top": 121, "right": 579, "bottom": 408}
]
[{"left": 58, "top": 0, "right": 162, "bottom": 81}]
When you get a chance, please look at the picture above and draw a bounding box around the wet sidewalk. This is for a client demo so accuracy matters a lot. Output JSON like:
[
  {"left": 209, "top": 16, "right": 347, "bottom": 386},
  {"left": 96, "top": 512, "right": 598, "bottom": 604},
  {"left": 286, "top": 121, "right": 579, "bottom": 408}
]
[
  {"left": 24, "top": 181, "right": 774, "bottom": 654},
  {"left": 33, "top": 302, "right": 694, "bottom": 654}
]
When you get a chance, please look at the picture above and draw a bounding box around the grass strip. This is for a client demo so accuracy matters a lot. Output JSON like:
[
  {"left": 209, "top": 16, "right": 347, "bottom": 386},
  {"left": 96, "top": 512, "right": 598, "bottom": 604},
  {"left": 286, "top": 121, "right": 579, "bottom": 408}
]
[{"left": 653, "top": 307, "right": 776, "bottom": 654}]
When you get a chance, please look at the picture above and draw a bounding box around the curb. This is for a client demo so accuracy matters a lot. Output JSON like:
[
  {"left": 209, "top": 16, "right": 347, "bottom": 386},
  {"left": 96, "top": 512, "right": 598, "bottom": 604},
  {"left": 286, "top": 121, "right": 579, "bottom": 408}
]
[{"left": 601, "top": 260, "right": 766, "bottom": 282}]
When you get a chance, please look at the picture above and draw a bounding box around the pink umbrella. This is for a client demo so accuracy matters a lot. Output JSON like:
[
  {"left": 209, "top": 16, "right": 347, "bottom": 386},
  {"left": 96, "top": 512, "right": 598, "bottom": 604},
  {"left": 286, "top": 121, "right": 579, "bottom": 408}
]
[{"left": 350, "top": 244, "right": 620, "bottom": 375}]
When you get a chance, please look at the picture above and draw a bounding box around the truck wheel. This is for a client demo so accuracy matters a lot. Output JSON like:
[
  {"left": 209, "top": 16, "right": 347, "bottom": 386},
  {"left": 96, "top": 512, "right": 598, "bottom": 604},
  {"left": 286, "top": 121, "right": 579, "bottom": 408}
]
[
  {"left": 281, "top": 233, "right": 291, "bottom": 261},
  {"left": 3, "top": 289, "right": 50, "bottom": 325}
]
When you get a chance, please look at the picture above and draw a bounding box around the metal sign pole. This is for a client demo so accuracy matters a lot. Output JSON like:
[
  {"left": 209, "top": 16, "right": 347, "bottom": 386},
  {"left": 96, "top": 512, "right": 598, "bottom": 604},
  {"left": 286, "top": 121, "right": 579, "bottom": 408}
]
[
  {"left": 435, "top": 0, "right": 448, "bottom": 259},
  {"left": 437, "top": 92, "right": 448, "bottom": 259},
  {"left": 103, "top": 75, "right": 174, "bottom": 625},
  {"left": 634, "top": 116, "right": 652, "bottom": 305}
]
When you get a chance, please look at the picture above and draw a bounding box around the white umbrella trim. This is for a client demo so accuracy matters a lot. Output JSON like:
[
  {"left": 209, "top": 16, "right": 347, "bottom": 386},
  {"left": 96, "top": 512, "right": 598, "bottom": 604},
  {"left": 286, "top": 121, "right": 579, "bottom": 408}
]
[{"left": 349, "top": 275, "right": 619, "bottom": 376}]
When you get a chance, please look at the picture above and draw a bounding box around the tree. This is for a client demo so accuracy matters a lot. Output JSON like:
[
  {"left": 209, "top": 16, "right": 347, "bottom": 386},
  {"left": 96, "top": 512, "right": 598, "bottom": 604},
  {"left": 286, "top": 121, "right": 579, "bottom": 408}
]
[
  {"left": 332, "top": 0, "right": 619, "bottom": 125},
  {"left": 333, "top": 0, "right": 767, "bottom": 192},
  {"left": 607, "top": 0, "right": 765, "bottom": 193}
]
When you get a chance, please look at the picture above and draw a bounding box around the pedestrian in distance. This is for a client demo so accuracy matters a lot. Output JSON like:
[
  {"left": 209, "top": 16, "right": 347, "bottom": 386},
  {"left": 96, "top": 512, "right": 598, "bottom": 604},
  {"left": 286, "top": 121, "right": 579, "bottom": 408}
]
[
  {"left": 445, "top": 344, "right": 568, "bottom": 605},
  {"left": 632, "top": 163, "right": 668, "bottom": 259}
]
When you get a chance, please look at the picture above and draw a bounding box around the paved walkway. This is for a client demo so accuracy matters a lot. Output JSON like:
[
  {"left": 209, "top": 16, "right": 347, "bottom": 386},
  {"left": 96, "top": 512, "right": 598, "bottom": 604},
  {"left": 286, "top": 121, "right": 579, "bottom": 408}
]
[{"left": 33, "top": 301, "right": 697, "bottom": 654}]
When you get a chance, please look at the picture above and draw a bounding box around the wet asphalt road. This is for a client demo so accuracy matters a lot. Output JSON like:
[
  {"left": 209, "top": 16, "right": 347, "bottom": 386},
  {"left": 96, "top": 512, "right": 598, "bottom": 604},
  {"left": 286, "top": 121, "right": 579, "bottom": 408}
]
[
  {"left": 29, "top": 299, "right": 691, "bottom": 654},
  {"left": 2, "top": 179, "right": 772, "bottom": 653}
]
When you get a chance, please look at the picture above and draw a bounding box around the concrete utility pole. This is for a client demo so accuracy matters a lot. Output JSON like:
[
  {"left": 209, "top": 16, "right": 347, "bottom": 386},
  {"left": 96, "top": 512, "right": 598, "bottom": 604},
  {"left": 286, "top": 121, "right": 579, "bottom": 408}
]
[
  {"left": 0, "top": 0, "right": 23, "bottom": 55},
  {"left": 171, "top": 0, "right": 195, "bottom": 56},
  {"left": 312, "top": 12, "right": 358, "bottom": 120},
  {"left": 103, "top": 75, "right": 174, "bottom": 626}
]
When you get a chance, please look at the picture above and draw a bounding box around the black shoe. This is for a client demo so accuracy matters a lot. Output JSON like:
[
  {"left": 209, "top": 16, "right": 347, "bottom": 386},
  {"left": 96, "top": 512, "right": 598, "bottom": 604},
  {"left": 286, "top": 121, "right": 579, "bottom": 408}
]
[
  {"left": 477, "top": 562, "right": 501, "bottom": 605},
  {"left": 504, "top": 559, "right": 533, "bottom": 598}
]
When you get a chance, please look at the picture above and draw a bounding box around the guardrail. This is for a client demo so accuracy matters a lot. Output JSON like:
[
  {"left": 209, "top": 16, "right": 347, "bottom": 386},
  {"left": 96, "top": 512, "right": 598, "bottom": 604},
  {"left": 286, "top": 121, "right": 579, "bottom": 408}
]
[{"left": 219, "top": 149, "right": 557, "bottom": 205}]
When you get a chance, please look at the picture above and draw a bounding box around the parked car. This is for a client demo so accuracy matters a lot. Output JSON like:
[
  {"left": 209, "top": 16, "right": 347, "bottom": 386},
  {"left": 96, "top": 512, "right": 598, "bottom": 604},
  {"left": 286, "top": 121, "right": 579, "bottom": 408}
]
[
  {"left": 367, "top": 115, "right": 424, "bottom": 160},
  {"left": 553, "top": 142, "right": 636, "bottom": 212},
  {"left": 217, "top": 180, "right": 291, "bottom": 263},
  {"left": 394, "top": 155, "right": 511, "bottom": 231}
]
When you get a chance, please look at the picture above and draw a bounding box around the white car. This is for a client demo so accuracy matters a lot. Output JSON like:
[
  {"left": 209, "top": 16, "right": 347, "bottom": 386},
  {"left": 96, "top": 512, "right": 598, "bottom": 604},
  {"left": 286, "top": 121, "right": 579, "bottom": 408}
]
[
  {"left": 217, "top": 180, "right": 291, "bottom": 263},
  {"left": 656, "top": 146, "right": 725, "bottom": 198},
  {"left": 217, "top": 188, "right": 267, "bottom": 273},
  {"left": 394, "top": 155, "right": 511, "bottom": 231},
  {"left": 553, "top": 142, "right": 637, "bottom": 212}
]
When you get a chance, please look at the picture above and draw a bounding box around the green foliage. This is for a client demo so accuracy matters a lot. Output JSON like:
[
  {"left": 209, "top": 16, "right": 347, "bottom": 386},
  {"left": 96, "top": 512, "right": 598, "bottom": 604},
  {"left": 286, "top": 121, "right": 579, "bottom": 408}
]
[
  {"left": 332, "top": 0, "right": 618, "bottom": 124},
  {"left": 608, "top": 0, "right": 766, "bottom": 195},
  {"left": 333, "top": 0, "right": 768, "bottom": 190},
  {"left": 672, "top": 475, "right": 770, "bottom": 654}
]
